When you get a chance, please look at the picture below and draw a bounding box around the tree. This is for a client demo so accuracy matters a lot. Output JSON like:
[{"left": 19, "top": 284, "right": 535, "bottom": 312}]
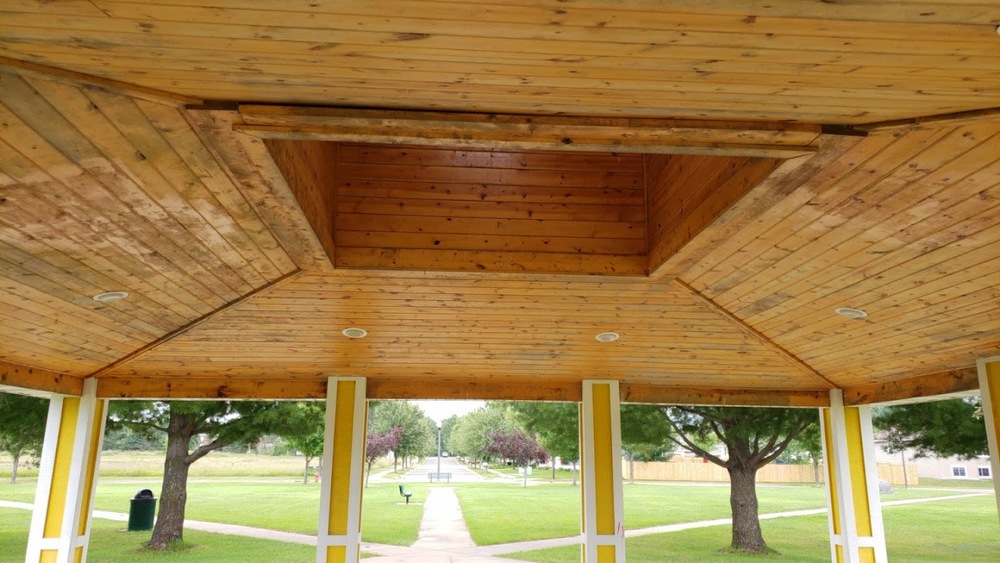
[
  {"left": 108, "top": 400, "right": 307, "bottom": 549},
  {"left": 659, "top": 406, "right": 816, "bottom": 554},
  {"left": 447, "top": 403, "right": 515, "bottom": 465},
  {"left": 619, "top": 404, "right": 674, "bottom": 484},
  {"left": 778, "top": 423, "right": 824, "bottom": 484},
  {"left": 510, "top": 402, "right": 580, "bottom": 483},
  {"left": 281, "top": 402, "right": 326, "bottom": 484},
  {"left": 486, "top": 429, "right": 549, "bottom": 487},
  {"left": 370, "top": 401, "right": 434, "bottom": 470},
  {"left": 874, "top": 397, "right": 988, "bottom": 459},
  {"left": 0, "top": 393, "right": 48, "bottom": 484},
  {"left": 365, "top": 426, "right": 401, "bottom": 487}
]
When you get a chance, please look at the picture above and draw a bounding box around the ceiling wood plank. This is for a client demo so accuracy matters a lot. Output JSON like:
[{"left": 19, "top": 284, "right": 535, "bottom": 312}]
[
  {"left": 88, "top": 270, "right": 302, "bottom": 378},
  {"left": 674, "top": 279, "right": 838, "bottom": 389}
]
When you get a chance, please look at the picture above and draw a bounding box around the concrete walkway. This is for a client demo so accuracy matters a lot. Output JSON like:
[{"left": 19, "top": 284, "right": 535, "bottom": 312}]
[{"left": 3, "top": 490, "right": 993, "bottom": 561}]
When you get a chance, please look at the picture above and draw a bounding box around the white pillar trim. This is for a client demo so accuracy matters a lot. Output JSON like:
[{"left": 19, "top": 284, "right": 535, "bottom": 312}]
[
  {"left": 581, "top": 379, "right": 625, "bottom": 563},
  {"left": 316, "top": 376, "right": 367, "bottom": 562},
  {"left": 26, "top": 378, "right": 106, "bottom": 563},
  {"left": 822, "top": 389, "right": 887, "bottom": 563},
  {"left": 977, "top": 355, "right": 1000, "bottom": 520}
]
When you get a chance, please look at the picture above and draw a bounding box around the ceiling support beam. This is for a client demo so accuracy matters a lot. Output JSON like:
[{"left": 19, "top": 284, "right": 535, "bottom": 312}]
[
  {"left": 235, "top": 105, "right": 822, "bottom": 159},
  {"left": 0, "top": 361, "right": 83, "bottom": 396},
  {"left": 841, "top": 367, "right": 980, "bottom": 406},
  {"left": 95, "top": 374, "right": 827, "bottom": 406}
]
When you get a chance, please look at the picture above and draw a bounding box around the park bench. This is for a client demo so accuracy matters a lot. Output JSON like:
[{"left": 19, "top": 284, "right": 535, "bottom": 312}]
[
  {"left": 428, "top": 472, "right": 452, "bottom": 483},
  {"left": 398, "top": 484, "right": 413, "bottom": 504}
]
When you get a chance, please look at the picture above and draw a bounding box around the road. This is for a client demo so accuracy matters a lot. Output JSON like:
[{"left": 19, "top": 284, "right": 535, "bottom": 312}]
[{"left": 402, "top": 456, "right": 484, "bottom": 483}]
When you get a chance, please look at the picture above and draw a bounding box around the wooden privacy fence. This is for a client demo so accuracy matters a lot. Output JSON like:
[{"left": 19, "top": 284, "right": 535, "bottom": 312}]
[{"left": 624, "top": 458, "right": 917, "bottom": 486}]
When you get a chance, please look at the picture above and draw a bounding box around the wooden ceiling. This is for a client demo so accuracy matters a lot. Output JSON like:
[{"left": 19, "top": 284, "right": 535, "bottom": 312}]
[{"left": 0, "top": 1, "right": 998, "bottom": 406}]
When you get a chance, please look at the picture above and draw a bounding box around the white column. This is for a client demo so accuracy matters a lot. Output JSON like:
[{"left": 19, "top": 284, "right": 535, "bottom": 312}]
[
  {"left": 580, "top": 380, "right": 625, "bottom": 562},
  {"left": 820, "top": 389, "right": 887, "bottom": 563},
  {"left": 977, "top": 355, "right": 1000, "bottom": 521},
  {"left": 316, "top": 377, "right": 368, "bottom": 563},
  {"left": 26, "top": 378, "right": 107, "bottom": 562}
]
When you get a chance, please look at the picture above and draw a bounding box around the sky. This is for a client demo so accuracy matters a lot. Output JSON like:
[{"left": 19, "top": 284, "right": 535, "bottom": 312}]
[{"left": 412, "top": 400, "right": 485, "bottom": 425}]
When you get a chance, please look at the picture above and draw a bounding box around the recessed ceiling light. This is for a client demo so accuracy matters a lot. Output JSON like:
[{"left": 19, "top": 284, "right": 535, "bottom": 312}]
[
  {"left": 93, "top": 291, "right": 129, "bottom": 303},
  {"left": 342, "top": 327, "right": 368, "bottom": 339},
  {"left": 835, "top": 307, "right": 868, "bottom": 320},
  {"left": 595, "top": 331, "right": 620, "bottom": 343}
]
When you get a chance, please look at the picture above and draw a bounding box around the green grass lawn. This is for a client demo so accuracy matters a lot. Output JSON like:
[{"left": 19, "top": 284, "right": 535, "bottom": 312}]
[
  {"left": 0, "top": 478, "right": 425, "bottom": 547},
  {"left": 0, "top": 509, "right": 316, "bottom": 563},
  {"left": 456, "top": 481, "right": 926, "bottom": 545},
  {"left": 2, "top": 452, "right": 996, "bottom": 562},
  {"left": 507, "top": 494, "right": 1000, "bottom": 562}
]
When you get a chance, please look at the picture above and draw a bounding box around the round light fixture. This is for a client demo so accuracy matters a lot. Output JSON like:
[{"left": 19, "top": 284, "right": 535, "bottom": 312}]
[
  {"left": 342, "top": 327, "right": 368, "bottom": 339},
  {"left": 835, "top": 307, "right": 868, "bottom": 320},
  {"left": 92, "top": 291, "right": 129, "bottom": 303},
  {"left": 595, "top": 331, "right": 620, "bottom": 343}
]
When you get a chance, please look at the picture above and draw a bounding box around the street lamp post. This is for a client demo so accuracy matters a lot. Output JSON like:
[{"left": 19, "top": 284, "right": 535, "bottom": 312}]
[{"left": 436, "top": 424, "right": 443, "bottom": 478}]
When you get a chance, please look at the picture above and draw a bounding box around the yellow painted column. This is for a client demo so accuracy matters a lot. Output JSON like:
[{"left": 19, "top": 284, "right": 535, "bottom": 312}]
[
  {"left": 317, "top": 377, "right": 368, "bottom": 562},
  {"left": 820, "top": 390, "right": 886, "bottom": 563},
  {"left": 977, "top": 356, "right": 1000, "bottom": 521},
  {"left": 26, "top": 378, "right": 107, "bottom": 563},
  {"left": 580, "top": 380, "right": 625, "bottom": 562}
]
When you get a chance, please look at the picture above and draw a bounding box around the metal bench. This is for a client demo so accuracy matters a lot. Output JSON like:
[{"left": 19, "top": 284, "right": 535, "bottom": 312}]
[
  {"left": 428, "top": 472, "right": 452, "bottom": 483},
  {"left": 398, "top": 484, "right": 413, "bottom": 504}
]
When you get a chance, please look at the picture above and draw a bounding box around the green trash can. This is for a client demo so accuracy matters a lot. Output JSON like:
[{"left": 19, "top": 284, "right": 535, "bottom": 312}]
[{"left": 127, "top": 489, "right": 156, "bottom": 531}]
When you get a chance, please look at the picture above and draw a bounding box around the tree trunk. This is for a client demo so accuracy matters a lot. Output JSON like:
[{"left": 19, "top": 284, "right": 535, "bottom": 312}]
[
  {"left": 812, "top": 458, "right": 820, "bottom": 485},
  {"left": 303, "top": 455, "right": 313, "bottom": 485},
  {"left": 551, "top": 457, "right": 556, "bottom": 480},
  {"left": 727, "top": 465, "right": 768, "bottom": 553},
  {"left": 628, "top": 453, "right": 635, "bottom": 485},
  {"left": 572, "top": 461, "right": 577, "bottom": 486},
  {"left": 149, "top": 414, "right": 195, "bottom": 550},
  {"left": 523, "top": 464, "right": 529, "bottom": 488},
  {"left": 10, "top": 452, "right": 19, "bottom": 484}
]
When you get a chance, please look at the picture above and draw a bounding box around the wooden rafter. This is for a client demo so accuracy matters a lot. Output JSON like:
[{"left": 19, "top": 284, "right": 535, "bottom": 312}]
[
  {"left": 674, "top": 279, "right": 838, "bottom": 389},
  {"left": 88, "top": 270, "right": 303, "bottom": 379}
]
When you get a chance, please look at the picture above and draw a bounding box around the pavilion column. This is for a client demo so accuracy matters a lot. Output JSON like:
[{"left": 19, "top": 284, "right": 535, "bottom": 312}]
[
  {"left": 820, "top": 389, "right": 887, "bottom": 563},
  {"left": 580, "top": 380, "right": 625, "bottom": 562},
  {"left": 317, "top": 377, "right": 368, "bottom": 563},
  {"left": 977, "top": 356, "right": 1000, "bottom": 521},
  {"left": 26, "top": 378, "right": 107, "bottom": 563}
]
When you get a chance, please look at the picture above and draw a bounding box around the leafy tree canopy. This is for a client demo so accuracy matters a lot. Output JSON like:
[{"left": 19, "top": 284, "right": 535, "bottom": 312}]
[
  {"left": 510, "top": 401, "right": 579, "bottom": 462},
  {"left": 447, "top": 402, "right": 514, "bottom": 462},
  {"left": 873, "top": 397, "right": 988, "bottom": 459},
  {"left": 0, "top": 392, "right": 48, "bottom": 483}
]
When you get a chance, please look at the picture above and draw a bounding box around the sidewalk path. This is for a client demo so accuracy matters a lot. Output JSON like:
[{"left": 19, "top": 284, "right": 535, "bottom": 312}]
[{"left": 2, "top": 491, "right": 992, "bottom": 560}]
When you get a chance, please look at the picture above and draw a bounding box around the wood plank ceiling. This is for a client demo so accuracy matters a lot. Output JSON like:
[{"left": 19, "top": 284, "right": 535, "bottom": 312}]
[{"left": 1, "top": 1, "right": 999, "bottom": 405}]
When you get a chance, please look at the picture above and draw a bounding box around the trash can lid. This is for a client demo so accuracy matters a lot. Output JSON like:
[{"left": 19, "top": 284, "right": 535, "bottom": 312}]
[{"left": 134, "top": 489, "right": 155, "bottom": 499}]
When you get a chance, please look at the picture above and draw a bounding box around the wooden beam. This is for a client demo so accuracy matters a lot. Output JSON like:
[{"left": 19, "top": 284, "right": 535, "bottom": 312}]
[
  {"left": 646, "top": 156, "right": 784, "bottom": 275},
  {"left": 857, "top": 107, "right": 1000, "bottom": 133},
  {"left": 96, "top": 374, "right": 830, "bottom": 406},
  {"left": 236, "top": 105, "right": 822, "bottom": 159},
  {"left": 622, "top": 383, "right": 829, "bottom": 407},
  {"left": 183, "top": 109, "right": 334, "bottom": 272},
  {"left": 367, "top": 377, "right": 583, "bottom": 402},
  {"left": 89, "top": 270, "right": 303, "bottom": 378},
  {"left": 842, "top": 367, "right": 980, "bottom": 406},
  {"left": 0, "top": 56, "right": 201, "bottom": 108},
  {"left": 674, "top": 279, "right": 838, "bottom": 389},
  {"left": 650, "top": 135, "right": 865, "bottom": 279},
  {"left": 0, "top": 360, "right": 84, "bottom": 396},
  {"left": 97, "top": 377, "right": 328, "bottom": 400},
  {"left": 264, "top": 139, "right": 339, "bottom": 265}
]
